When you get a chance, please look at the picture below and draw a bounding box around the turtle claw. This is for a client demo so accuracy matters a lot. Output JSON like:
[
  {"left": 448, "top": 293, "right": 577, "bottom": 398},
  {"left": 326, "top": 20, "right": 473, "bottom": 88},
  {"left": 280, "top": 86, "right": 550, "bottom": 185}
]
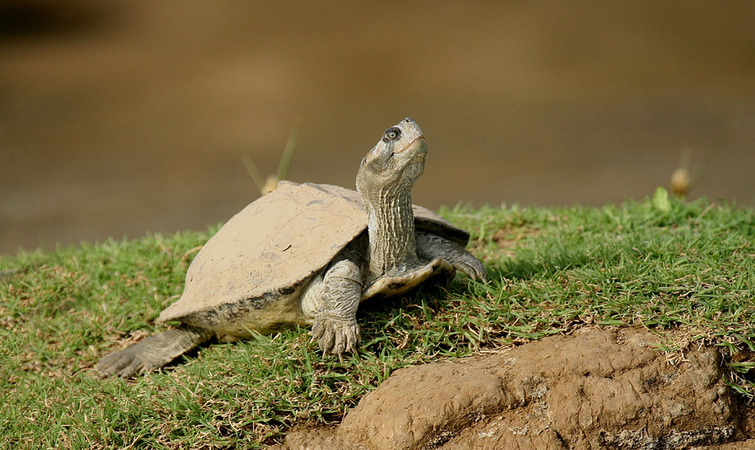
[{"left": 310, "top": 315, "right": 360, "bottom": 356}]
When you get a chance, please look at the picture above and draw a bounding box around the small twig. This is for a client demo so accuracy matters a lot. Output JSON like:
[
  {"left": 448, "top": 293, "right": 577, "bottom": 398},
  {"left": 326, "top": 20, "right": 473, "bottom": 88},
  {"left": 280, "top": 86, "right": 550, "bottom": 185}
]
[
  {"left": 242, "top": 125, "right": 299, "bottom": 195},
  {"left": 241, "top": 154, "right": 268, "bottom": 194}
]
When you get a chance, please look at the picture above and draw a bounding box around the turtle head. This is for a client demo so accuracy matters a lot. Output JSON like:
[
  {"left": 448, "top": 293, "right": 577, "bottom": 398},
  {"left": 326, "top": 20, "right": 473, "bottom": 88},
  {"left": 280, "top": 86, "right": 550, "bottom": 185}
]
[{"left": 356, "top": 117, "right": 427, "bottom": 196}]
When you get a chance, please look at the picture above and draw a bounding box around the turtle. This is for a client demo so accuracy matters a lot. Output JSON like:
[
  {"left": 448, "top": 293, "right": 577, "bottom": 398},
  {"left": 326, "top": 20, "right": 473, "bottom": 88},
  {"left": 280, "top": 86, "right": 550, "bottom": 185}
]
[{"left": 95, "top": 117, "right": 487, "bottom": 377}]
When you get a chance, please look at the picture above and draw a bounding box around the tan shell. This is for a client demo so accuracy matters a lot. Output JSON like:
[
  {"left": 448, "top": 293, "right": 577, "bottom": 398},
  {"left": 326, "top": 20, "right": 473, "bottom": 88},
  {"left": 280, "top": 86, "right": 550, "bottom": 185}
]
[{"left": 157, "top": 181, "right": 469, "bottom": 328}]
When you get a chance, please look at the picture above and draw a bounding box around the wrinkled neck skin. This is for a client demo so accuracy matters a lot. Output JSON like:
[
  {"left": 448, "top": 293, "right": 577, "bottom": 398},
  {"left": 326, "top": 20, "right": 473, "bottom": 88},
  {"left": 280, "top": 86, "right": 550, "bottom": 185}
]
[{"left": 361, "top": 184, "right": 419, "bottom": 282}]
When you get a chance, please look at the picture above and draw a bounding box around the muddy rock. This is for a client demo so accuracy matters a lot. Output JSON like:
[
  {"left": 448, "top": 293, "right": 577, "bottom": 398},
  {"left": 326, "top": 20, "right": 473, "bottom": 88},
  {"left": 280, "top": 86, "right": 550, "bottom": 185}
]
[{"left": 278, "top": 327, "right": 751, "bottom": 449}]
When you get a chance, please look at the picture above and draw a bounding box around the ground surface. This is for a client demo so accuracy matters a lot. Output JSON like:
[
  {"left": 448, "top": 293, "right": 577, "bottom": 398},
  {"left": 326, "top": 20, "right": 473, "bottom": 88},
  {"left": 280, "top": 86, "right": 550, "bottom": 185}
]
[
  {"left": 1, "top": 197, "right": 752, "bottom": 448},
  {"left": 275, "top": 327, "right": 755, "bottom": 450}
]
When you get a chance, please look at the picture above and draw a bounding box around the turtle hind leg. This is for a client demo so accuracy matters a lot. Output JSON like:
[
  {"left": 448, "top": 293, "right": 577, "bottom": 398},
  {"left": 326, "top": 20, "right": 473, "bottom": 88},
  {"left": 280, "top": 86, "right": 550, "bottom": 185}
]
[
  {"left": 416, "top": 231, "right": 488, "bottom": 282},
  {"left": 95, "top": 325, "right": 214, "bottom": 378}
]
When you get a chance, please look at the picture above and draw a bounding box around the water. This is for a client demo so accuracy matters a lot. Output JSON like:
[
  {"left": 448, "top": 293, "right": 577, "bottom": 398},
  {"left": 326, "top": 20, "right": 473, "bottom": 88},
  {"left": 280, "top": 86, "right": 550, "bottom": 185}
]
[{"left": 1, "top": 1, "right": 754, "bottom": 254}]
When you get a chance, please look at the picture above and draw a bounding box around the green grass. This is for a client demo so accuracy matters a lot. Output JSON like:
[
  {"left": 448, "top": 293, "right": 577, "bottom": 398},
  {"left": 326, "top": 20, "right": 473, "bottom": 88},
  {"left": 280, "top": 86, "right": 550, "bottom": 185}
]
[{"left": 1, "top": 189, "right": 753, "bottom": 448}]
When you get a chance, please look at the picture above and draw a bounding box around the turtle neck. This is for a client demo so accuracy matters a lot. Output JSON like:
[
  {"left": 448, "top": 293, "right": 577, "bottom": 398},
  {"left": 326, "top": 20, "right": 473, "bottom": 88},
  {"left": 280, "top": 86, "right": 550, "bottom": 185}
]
[{"left": 361, "top": 184, "right": 419, "bottom": 281}]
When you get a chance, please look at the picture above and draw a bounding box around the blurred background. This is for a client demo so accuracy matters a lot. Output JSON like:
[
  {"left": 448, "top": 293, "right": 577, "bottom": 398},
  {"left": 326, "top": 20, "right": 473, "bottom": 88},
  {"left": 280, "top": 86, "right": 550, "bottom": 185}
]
[{"left": 1, "top": 0, "right": 754, "bottom": 254}]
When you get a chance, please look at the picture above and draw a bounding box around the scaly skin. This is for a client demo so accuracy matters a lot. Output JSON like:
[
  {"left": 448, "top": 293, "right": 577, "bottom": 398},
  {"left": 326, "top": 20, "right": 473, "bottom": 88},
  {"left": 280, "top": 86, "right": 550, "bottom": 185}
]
[
  {"left": 96, "top": 118, "right": 486, "bottom": 377},
  {"left": 311, "top": 118, "right": 430, "bottom": 354},
  {"left": 357, "top": 118, "right": 427, "bottom": 283},
  {"left": 95, "top": 325, "right": 214, "bottom": 378},
  {"left": 416, "top": 231, "right": 488, "bottom": 282},
  {"left": 310, "top": 259, "right": 363, "bottom": 355}
]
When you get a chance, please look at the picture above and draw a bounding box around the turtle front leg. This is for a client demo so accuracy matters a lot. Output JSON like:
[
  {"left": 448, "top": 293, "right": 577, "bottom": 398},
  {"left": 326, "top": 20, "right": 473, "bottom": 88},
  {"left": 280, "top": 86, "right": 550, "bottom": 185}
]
[
  {"left": 310, "top": 259, "right": 363, "bottom": 356},
  {"left": 416, "top": 231, "right": 488, "bottom": 282}
]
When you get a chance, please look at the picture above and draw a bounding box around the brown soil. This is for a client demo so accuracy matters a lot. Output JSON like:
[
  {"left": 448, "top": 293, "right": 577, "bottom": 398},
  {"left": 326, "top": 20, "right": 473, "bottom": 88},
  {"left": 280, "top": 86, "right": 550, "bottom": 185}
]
[{"left": 273, "top": 327, "right": 755, "bottom": 449}]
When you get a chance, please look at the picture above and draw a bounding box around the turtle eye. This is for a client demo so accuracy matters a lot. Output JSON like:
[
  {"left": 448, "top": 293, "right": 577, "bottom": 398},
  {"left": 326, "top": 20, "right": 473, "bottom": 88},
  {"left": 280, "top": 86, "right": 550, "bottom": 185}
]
[{"left": 382, "top": 127, "right": 401, "bottom": 142}]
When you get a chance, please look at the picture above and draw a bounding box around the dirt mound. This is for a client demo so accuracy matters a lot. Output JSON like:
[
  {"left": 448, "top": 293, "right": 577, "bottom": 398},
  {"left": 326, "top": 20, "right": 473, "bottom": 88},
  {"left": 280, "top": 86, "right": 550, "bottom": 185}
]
[{"left": 275, "top": 327, "right": 755, "bottom": 449}]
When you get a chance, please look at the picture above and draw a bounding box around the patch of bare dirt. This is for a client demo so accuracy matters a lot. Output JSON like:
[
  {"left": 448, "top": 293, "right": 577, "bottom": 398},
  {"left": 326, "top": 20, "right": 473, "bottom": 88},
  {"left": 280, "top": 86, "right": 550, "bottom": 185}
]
[{"left": 274, "top": 327, "right": 755, "bottom": 449}]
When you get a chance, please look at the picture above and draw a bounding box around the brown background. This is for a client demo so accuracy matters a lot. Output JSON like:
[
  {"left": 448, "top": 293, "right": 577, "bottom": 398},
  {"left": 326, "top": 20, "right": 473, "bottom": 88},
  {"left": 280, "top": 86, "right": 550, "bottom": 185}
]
[{"left": 2, "top": 1, "right": 754, "bottom": 254}]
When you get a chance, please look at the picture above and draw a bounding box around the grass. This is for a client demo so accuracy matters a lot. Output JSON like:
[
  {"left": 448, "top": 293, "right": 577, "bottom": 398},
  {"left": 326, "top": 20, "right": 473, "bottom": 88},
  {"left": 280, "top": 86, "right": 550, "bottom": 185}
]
[{"left": 1, "top": 188, "right": 753, "bottom": 448}]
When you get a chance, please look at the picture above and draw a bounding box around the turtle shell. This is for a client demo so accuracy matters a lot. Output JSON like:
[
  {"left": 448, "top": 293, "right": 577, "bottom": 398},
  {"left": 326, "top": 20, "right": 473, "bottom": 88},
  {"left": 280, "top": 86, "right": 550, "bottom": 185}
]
[{"left": 156, "top": 181, "right": 469, "bottom": 330}]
